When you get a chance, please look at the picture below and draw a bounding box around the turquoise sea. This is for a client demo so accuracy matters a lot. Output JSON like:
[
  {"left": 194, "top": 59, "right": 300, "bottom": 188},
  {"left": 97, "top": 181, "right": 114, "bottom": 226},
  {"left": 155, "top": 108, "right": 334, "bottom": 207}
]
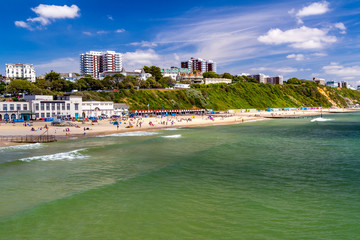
[{"left": 1, "top": 112, "right": 360, "bottom": 239}]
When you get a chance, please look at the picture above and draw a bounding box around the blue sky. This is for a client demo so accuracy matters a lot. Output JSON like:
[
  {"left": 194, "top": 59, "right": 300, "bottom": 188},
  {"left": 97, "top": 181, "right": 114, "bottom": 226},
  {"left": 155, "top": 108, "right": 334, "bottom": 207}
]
[{"left": 1, "top": 0, "right": 360, "bottom": 85}]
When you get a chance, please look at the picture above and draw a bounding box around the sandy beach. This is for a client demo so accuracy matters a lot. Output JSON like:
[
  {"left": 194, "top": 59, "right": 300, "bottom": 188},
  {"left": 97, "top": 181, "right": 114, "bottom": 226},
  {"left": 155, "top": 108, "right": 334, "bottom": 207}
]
[{"left": 0, "top": 108, "right": 358, "bottom": 146}]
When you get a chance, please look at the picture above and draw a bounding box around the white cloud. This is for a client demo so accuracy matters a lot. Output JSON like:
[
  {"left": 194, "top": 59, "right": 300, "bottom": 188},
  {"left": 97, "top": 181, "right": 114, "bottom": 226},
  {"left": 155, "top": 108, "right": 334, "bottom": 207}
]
[
  {"left": 312, "top": 52, "right": 328, "bottom": 57},
  {"left": 82, "top": 31, "right": 92, "bottom": 36},
  {"left": 82, "top": 29, "right": 124, "bottom": 36},
  {"left": 14, "top": 21, "right": 32, "bottom": 30},
  {"left": 296, "top": 1, "right": 330, "bottom": 24},
  {"left": 15, "top": 4, "right": 80, "bottom": 30},
  {"left": 286, "top": 54, "right": 305, "bottom": 61},
  {"left": 35, "top": 57, "right": 78, "bottom": 74},
  {"left": 152, "top": 6, "right": 289, "bottom": 68},
  {"left": 96, "top": 30, "right": 109, "bottom": 35},
  {"left": 334, "top": 22, "right": 346, "bottom": 34},
  {"left": 123, "top": 49, "right": 161, "bottom": 67},
  {"left": 130, "top": 41, "right": 158, "bottom": 47},
  {"left": 108, "top": 15, "right": 114, "bottom": 21},
  {"left": 258, "top": 26, "right": 337, "bottom": 49},
  {"left": 31, "top": 4, "right": 80, "bottom": 19},
  {"left": 323, "top": 63, "right": 360, "bottom": 78}
]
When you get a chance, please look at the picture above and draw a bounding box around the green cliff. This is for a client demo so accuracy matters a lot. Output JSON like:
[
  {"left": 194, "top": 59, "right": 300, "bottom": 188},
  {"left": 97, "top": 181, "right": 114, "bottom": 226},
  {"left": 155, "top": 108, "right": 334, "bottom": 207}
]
[{"left": 76, "top": 82, "right": 360, "bottom": 110}]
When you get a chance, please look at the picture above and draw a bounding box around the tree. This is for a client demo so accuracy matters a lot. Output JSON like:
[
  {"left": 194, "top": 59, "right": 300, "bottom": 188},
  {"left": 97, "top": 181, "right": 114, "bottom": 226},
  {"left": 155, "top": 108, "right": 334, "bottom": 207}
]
[
  {"left": 7, "top": 79, "right": 32, "bottom": 94},
  {"left": 233, "top": 75, "right": 246, "bottom": 83},
  {"left": 222, "top": 72, "right": 233, "bottom": 79},
  {"left": 0, "top": 82, "right": 7, "bottom": 94},
  {"left": 36, "top": 79, "right": 51, "bottom": 90},
  {"left": 44, "top": 71, "right": 61, "bottom": 82},
  {"left": 287, "top": 78, "right": 303, "bottom": 85},
  {"left": 146, "top": 77, "right": 162, "bottom": 88},
  {"left": 144, "top": 66, "right": 162, "bottom": 81},
  {"left": 203, "top": 71, "right": 220, "bottom": 78},
  {"left": 159, "top": 77, "right": 175, "bottom": 87}
]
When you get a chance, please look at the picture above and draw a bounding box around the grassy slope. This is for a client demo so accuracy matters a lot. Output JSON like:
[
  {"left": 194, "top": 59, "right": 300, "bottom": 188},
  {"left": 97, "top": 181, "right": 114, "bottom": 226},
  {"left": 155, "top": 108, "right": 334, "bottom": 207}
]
[{"left": 75, "top": 83, "right": 360, "bottom": 110}]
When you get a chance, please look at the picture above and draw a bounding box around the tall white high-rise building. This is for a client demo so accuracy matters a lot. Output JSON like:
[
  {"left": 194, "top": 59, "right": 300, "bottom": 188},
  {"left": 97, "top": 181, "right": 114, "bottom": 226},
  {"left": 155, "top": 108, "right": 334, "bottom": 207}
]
[
  {"left": 6, "top": 64, "right": 36, "bottom": 82},
  {"left": 80, "top": 51, "right": 122, "bottom": 78}
]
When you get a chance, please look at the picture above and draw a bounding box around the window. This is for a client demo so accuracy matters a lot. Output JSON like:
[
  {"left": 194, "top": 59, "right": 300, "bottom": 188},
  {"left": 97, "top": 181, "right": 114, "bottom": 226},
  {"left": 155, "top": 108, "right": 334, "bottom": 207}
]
[
  {"left": 35, "top": 103, "right": 39, "bottom": 111},
  {"left": 41, "top": 103, "right": 44, "bottom": 111},
  {"left": 75, "top": 103, "right": 79, "bottom": 110},
  {"left": 62, "top": 103, "right": 65, "bottom": 110},
  {"left": 3, "top": 104, "right": 7, "bottom": 111},
  {"left": 46, "top": 103, "right": 50, "bottom": 110},
  {"left": 67, "top": 103, "right": 70, "bottom": 110},
  {"left": 17, "top": 104, "right": 21, "bottom": 110},
  {"left": 23, "top": 104, "right": 27, "bottom": 110},
  {"left": 35, "top": 113, "right": 39, "bottom": 118},
  {"left": 41, "top": 113, "right": 45, "bottom": 118},
  {"left": 46, "top": 113, "right": 50, "bottom": 118},
  {"left": 57, "top": 103, "right": 60, "bottom": 110},
  {"left": 10, "top": 104, "right": 14, "bottom": 111},
  {"left": 52, "top": 113, "right": 55, "bottom": 117},
  {"left": 52, "top": 103, "right": 55, "bottom": 110}
]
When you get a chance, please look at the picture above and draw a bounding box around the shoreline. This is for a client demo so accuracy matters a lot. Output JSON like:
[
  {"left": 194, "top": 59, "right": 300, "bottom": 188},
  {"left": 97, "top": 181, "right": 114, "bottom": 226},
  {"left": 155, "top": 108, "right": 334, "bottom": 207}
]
[{"left": 0, "top": 108, "right": 358, "bottom": 146}]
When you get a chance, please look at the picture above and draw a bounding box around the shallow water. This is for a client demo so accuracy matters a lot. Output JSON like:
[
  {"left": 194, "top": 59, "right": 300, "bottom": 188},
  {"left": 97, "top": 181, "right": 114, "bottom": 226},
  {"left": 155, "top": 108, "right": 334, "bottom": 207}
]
[{"left": 1, "top": 112, "right": 360, "bottom": 239}]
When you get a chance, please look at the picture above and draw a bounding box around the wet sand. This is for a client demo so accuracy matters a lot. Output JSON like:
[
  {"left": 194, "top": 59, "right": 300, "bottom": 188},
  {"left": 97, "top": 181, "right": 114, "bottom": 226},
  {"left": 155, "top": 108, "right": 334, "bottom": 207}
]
[{"left": 0, "top": 108, "right": 358, "bottom": 145}]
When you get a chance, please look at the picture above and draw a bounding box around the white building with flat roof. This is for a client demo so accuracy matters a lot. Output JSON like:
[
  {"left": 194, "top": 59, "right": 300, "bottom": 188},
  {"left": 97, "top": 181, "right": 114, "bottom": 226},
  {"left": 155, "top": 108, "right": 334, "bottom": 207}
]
[
  {"left": 204, "top": 78, "right": 232, "bottom": 85},
  {"left": 82, "top": 100, "right": 114, "bottom": 117},
  {"left": 24, "top": 95, "right": 83, "bottom": 119},
  {"left": 6, "top": 64, "right": 36, "bottom": 82},
  {"left": 0, "top": 101, "right": 31, "bottom": 121}
]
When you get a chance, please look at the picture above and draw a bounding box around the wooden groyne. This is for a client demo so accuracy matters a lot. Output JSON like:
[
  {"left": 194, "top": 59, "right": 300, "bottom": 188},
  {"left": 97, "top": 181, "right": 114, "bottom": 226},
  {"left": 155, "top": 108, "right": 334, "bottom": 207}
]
[{"left": 0, "top": 135, "right": 57, "bottom": 143}]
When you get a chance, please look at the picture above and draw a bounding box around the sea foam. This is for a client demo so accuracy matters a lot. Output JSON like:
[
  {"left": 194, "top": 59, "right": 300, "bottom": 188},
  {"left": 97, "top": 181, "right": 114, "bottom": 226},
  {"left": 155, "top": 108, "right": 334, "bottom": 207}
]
[
  {"left": 0, "top": 143, "right": 43, "bottom": 152},
  {"left": 162, "top": 134, "right": 182, "bottom": 138},
  {"left": 163, "top": 127, "right": 183, "bottom": 131},
  {"left": 311, "top": 118, "right": 333, "bottom": 122},
  {"left": 19, "top": 148, "right": 88, "bottom": 162},
  {"left": 97, "top": 131, "right": 160, "bottom": 137}
]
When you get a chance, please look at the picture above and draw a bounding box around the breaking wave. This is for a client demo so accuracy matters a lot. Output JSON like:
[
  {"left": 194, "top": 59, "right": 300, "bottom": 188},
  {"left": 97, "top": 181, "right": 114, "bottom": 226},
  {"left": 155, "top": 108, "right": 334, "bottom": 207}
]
[
  {"left": 97, "top": 132, "right": 160, "bottom": 137},
  {"left": 0, "top": 143, "right": 43, "bottom": 152},
  {"left": 162, "top": 134, "right": 182, "bottom": 138},
  {"left": 311, "top": 118, "right": 334, "bottom": 122},
  {"left": 163, "top": 128, "right": 183, "bottom": 131},
  {"left": 19, "top": 149, "right": 88, "bottom": 162}
]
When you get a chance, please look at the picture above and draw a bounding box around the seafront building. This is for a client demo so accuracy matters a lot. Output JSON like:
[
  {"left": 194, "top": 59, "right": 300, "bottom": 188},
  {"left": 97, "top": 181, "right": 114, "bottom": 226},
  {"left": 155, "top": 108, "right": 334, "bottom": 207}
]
[
  {"left": 266, "top": 76, "right": 283, "bottom": 85},
  {"left": 247, "top": 74, "right": 283, "bottom": 85},
  {"left": 24, "top": 95, "right": 83, "bottom": 119},
  {"left": 326, "top": 81, "right": 339, "bottom": 88},
  {"left": 161, "top": 67, "right": 190, "bottom": 80},
  {"left": 82, "top": 100, "right": 114, "bottom": 118},
  {"left": 313, "top": 78, "right": 326, "bottom": 85},
  {"left": 176, "top": 73, "right": 232, "bottom": 85},
  {"left": 5, "top": 64, "right": 36, "bottom": 82},
  {"left": 204, "top": 78, "right": 232, "bottom": 84},
  {"left": 174, "top": 83, "right": 191, "bottom": 89},
  {"left": 80, "top": 51, "right": 122, "bottom": 79},
  {"left": 181, "top": 57, "right": 217, "bottom": 73},
  {"left": 177, "top": 72, "right": 204, "bottom": 84},
  {"left": 113, "top": 103, "right": 129, "bottom": 116},
  {"left": 0, "top": 101, "right": 31, "bottom": 121},
  {"left": 248, "top": 74, "right": 267, "bottom": 83},
  {"left": 99, "top": 68, "right": 151, "bottom": 81},
  {"left": 0, "top": 95, "right": 129, "bottom": 121}
]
